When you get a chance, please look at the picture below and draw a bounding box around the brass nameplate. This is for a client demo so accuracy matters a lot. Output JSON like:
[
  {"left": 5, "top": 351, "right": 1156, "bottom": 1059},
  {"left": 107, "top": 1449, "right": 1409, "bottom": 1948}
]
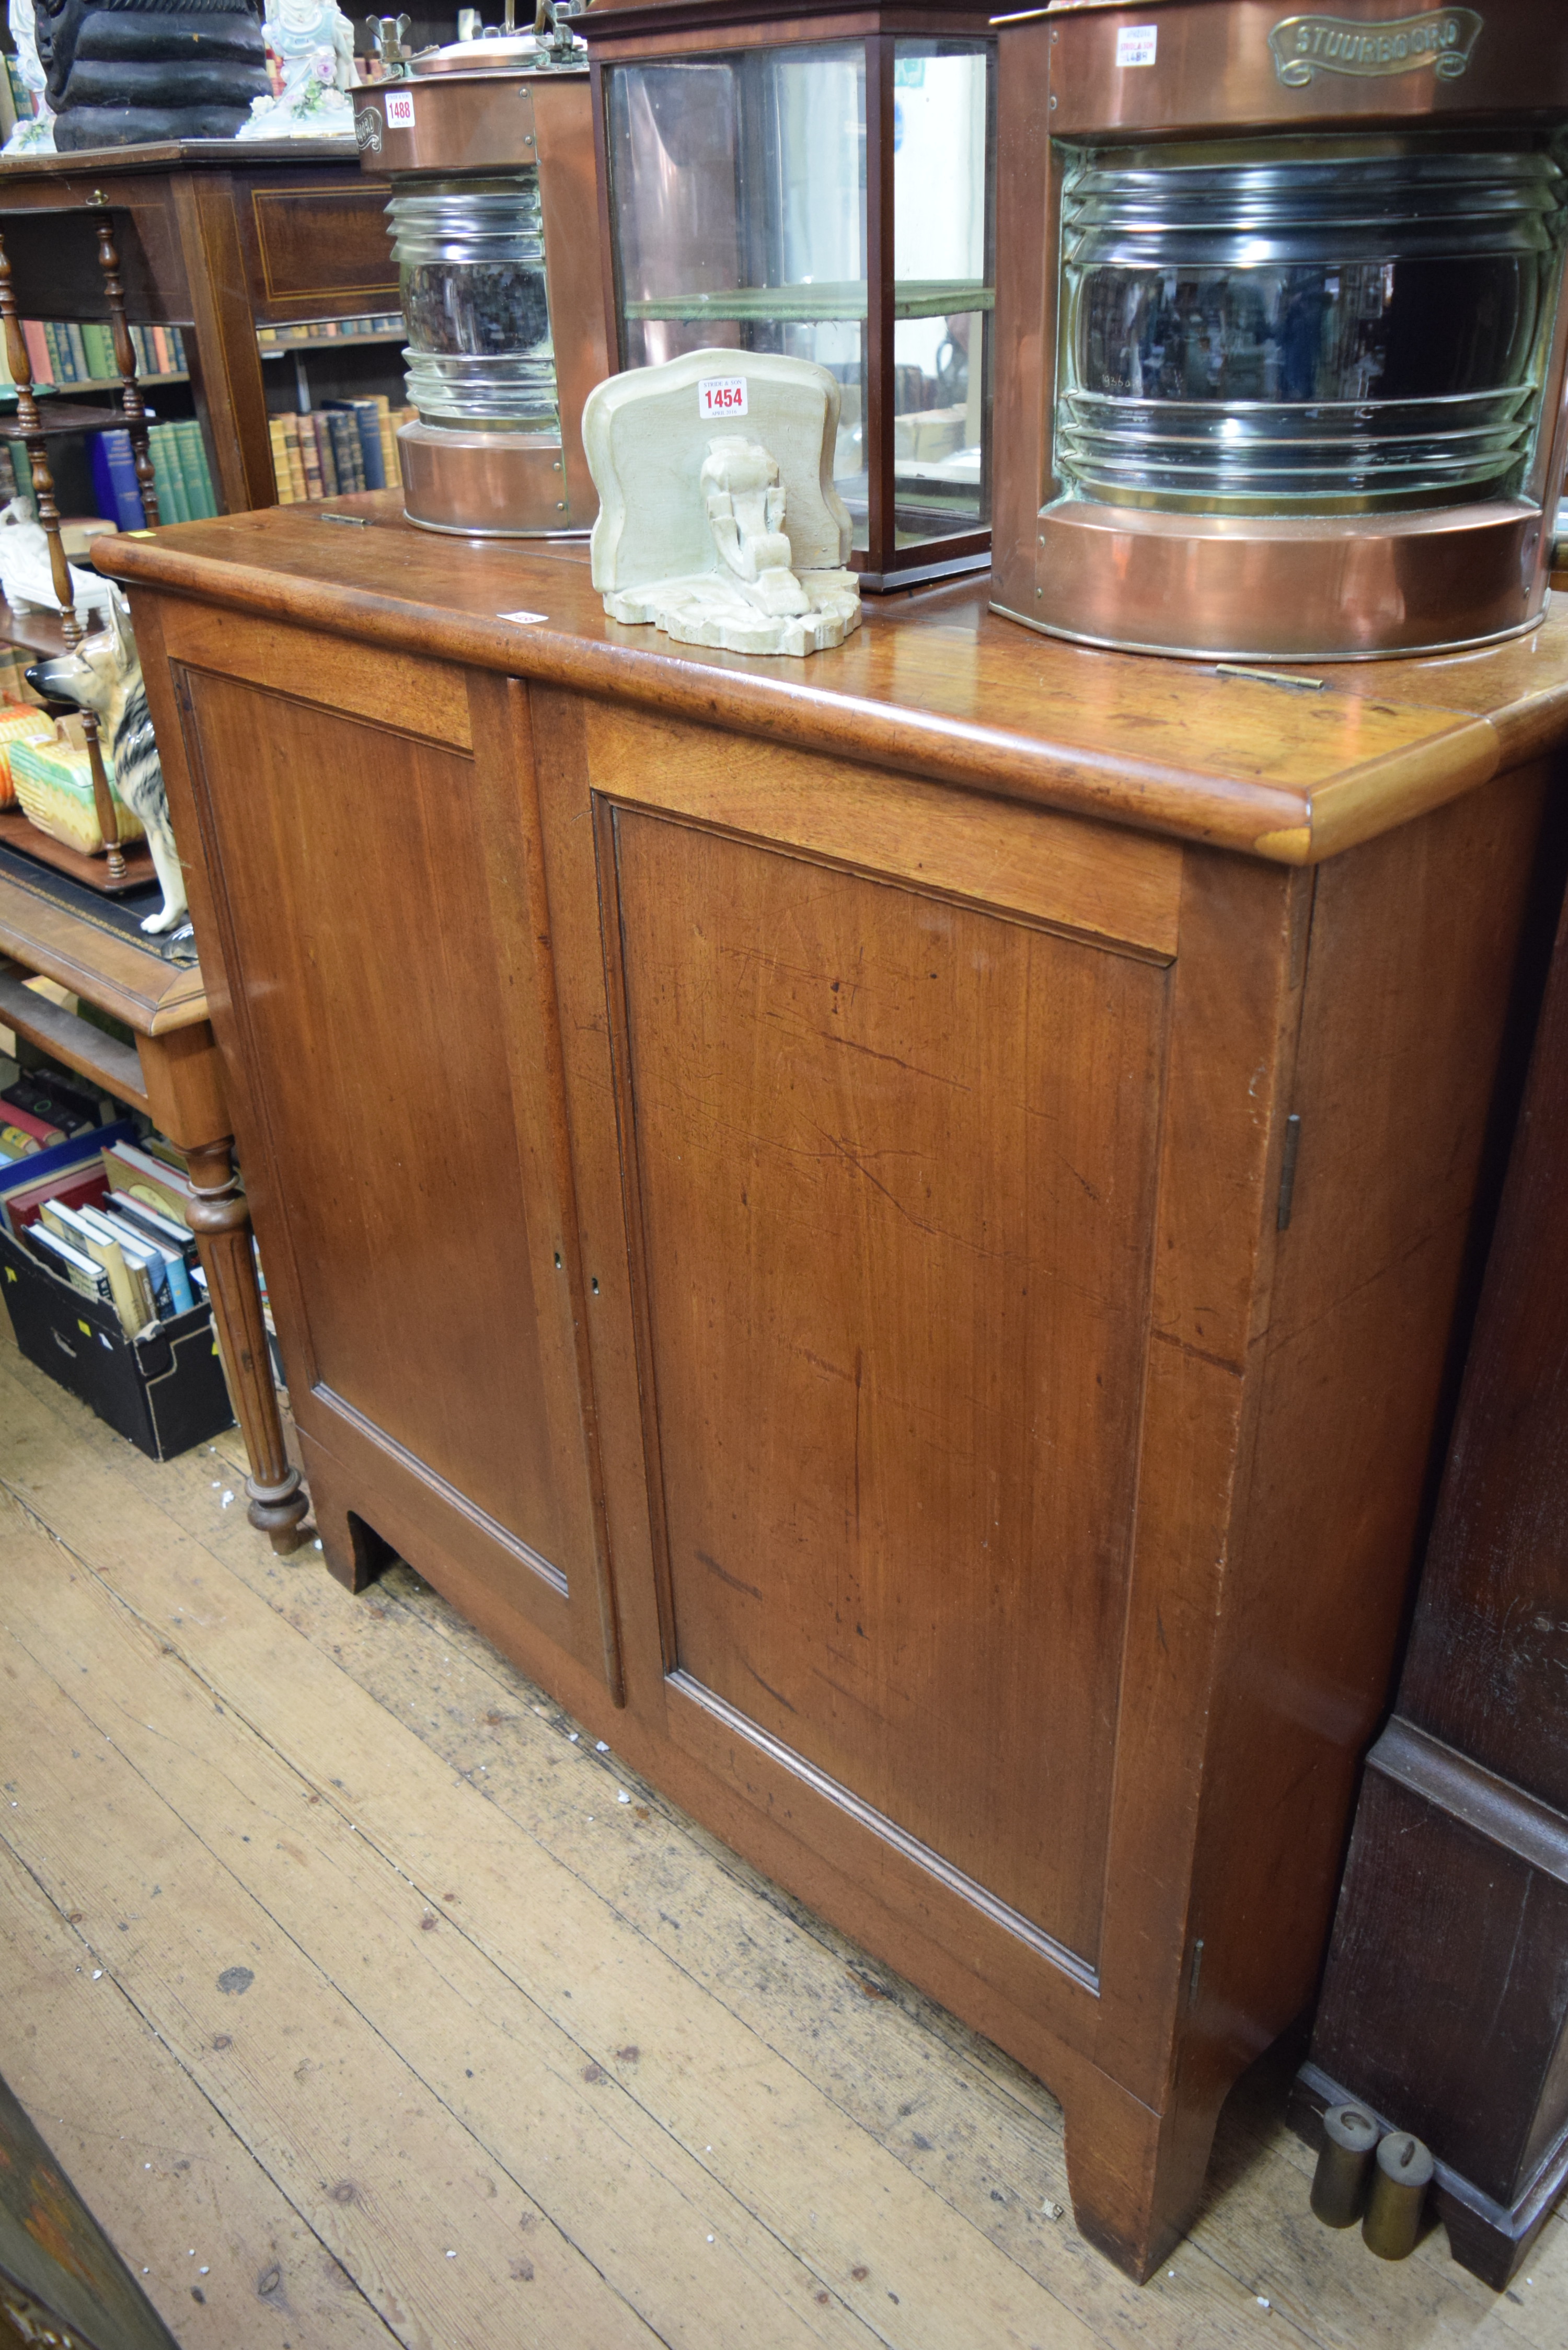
[{"left": 1269, "top": 8, "right": 1483, "bottom": 86}]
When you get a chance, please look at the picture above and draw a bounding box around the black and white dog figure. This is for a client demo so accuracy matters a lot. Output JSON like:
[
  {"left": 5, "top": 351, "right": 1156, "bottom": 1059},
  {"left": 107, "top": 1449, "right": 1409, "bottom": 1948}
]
[{"left": 27, "top": 596, "right": 188, "bottom": 937}]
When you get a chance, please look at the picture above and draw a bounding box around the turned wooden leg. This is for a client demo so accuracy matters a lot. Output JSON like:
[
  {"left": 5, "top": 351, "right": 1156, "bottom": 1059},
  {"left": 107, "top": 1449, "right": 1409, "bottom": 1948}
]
[
  {"left": 93, "top": 208, "right": 160, "bottom": 527},
  {"left": 185, "top": 1138, "right": 308, "bottom": 1554}
]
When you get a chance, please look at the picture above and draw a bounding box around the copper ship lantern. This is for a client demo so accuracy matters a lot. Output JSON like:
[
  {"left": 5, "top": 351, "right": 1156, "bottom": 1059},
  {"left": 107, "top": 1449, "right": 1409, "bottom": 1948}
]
[
  {"left": 990, "top": 0, "right": 1568, "bottom": 659},
  {"left": 355, "top": 20, "right": 609, "bottom": 536},
  {"left": 583, "top": 0, "right": 997, "bottom": 589}
]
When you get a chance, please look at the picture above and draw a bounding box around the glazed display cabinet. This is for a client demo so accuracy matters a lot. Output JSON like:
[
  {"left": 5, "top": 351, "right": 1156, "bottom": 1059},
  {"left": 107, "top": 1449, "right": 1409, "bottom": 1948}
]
[{"left": 585, "top": 0, "right": 997, "bottom": 588}]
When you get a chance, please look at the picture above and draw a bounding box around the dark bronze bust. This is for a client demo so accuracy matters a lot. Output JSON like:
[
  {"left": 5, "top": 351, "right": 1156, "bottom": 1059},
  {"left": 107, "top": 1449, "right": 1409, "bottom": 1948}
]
[{"left": 35, "top": 0, "right": 271, "bottom": 147}]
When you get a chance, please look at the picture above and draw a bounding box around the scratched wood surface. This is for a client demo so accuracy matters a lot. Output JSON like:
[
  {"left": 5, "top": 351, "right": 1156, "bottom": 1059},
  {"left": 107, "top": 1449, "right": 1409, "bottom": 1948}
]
[
  {"left": 98, "top": 498, "right": 1568, "bottom": 866},
  {"left": 1, "top": 1313, "right": 1563, "bottom": 2350}
]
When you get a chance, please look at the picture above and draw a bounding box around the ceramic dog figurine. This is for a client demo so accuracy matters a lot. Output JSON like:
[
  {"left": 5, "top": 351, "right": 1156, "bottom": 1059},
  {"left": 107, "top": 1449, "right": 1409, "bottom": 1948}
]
[{"left": 27, "top": 598, "right": 188, "bottom": 935}]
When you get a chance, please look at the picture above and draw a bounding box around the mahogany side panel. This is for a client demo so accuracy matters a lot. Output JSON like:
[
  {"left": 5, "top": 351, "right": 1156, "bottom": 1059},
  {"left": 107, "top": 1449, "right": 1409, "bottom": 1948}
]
[{"left": 1188, "top": 766, "right": 1550, "bottom": 2091}]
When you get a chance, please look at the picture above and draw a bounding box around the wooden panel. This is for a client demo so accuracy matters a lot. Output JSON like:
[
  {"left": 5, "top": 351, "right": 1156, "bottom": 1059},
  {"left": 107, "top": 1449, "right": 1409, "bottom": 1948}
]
[
  {"left": 583, "top": 704, "right": 1182, "bottom": 959},
  {"left": 607, "top": 812, "right": 1168, "bottom": 1963},
  {"left": 175, "top": 669, "right": 597, "bottom": 1635},
  {"left": 160, "top": 602, "right": 472, "bottom": 750},
  {"left": 1313, "top": 1748, "right": 1568, "bottom": 2210},
  {"left": 245, "top": 183, "right": 400, "bottom": 310}
]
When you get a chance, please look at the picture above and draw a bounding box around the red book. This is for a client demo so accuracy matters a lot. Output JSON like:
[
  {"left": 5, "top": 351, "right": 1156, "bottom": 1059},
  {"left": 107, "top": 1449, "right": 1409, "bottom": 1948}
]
[
  {"left": 4, "top": 1170, "right": 109, "bottom": 1237},
  {"left": 0, "top": 1101, "right": 64, "bottom": 1150},
  {"left": 20, "top": 320, "right": 51, "bottom": 386}
]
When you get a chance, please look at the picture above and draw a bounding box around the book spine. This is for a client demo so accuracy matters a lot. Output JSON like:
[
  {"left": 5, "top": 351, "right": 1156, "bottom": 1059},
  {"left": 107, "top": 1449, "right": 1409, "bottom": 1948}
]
[
  {"left": 175, "top": 420, "right": 217, "bottom": 518},
  {"left": 169, "top": 328, "right": 187, "bottom": 372},
  {"left": 65, "top": 324, "right": 89, "bottom": 379},
  {"left": 103, "top": 430, "right": 146, "bottom": 531},
  {"left": 268, "top": 416, "right": 294, "bottom": 503},
  {"left": 22, "top": 322, "right": 50, "bottom": 384},
  {"left": 43, "top": 323, "right": 72, "bottom": 382},
  {"left": 352, "top": 401, "right": 386, "bottom": 492},
  {"left": 314, "top": 413, "right": 340, "bottom": 499},
  {"left": 150, "top": 326, "right": 172, "bottom": 374},
  {"left": 280, "top": 413, "right": 306, "bottom": 503},
  {"left": 297, "top": 415, "right": 324, "bottom": 502},
  {"left": 327, "top": 410, "right": 363, "bottom": 494},
  {"left": 147, "top": 424, "right": 189, "bottom": 525}
]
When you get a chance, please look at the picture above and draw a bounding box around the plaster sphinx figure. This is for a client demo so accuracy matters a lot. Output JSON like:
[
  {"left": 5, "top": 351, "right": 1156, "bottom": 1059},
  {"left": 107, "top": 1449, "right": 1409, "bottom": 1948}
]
[
  {"left": 585, "top": 349, "right": 861, "bottom": 658},
  {"left": 238, "top": 0, "right": 358, "bottom": 139},
  {"left": 27, "top": 597, "right": 189, "bottom": 937},
  {"left": 32, "top": 0, "right": 271, "bottom": 147}
]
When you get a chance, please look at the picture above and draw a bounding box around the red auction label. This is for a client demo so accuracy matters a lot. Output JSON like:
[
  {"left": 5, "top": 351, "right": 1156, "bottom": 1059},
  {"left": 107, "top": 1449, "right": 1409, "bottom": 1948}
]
[
  {"left": 699, "top": 375, "right": 748, "bottom": 420},
  {"left": 384, "top": 89, "right": 416, "bottom": 128}
]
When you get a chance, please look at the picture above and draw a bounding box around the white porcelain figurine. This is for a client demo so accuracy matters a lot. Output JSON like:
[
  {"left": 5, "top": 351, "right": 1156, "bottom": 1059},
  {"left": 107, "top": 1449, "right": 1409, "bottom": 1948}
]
[{"left": 238, "top": 0, "right": 357, "bottom": 138}]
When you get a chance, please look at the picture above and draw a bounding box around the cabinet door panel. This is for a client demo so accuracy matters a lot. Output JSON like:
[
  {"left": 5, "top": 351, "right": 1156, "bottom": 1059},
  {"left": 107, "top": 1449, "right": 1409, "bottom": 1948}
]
[
  {"left": 178, "top": 669, "right": 604, "bottom": 1660},
  {"left": 609, "top": 810, "right": 1167, "bottom": 1965}
]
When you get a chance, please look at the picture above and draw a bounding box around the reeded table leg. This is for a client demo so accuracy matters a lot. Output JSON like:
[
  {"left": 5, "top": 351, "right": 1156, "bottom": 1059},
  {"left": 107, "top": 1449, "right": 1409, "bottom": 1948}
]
[
  {"left": 137, "top": 1026, "right": 307, "bottom": 1553},
  {"left": 186, "top": 1138, "right": 307, "bottom": 1552}
]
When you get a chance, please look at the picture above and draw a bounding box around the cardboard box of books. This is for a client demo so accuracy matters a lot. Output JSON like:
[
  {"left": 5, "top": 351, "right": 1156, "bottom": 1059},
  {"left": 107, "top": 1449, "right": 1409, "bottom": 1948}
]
[{"left": 0, "top": 1124, "right": 235, "bottom": 1461}]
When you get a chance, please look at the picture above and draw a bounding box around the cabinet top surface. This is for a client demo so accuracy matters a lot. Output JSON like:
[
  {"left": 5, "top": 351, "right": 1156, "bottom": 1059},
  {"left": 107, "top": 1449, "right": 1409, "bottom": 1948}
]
[
  {"left": 0, "top": 140, "right": 361, "bottom": 183},
  {"left": 97, "top": 492, "right": 1568, "bottom": 865}
]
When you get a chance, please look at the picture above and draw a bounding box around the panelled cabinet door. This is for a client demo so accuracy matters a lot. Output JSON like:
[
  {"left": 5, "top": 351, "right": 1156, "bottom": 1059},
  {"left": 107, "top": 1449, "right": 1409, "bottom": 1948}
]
[
  {"left": 169, "top": 636, "right": 619, "bottom": 1694},
  {"left": 545, "top": 699, "right": 1184, "bottom": 1982}
]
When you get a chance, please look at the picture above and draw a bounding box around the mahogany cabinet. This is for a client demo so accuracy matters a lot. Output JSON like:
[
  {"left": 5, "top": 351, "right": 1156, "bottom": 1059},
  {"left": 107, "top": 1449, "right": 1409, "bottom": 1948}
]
[{"left": 97, "top": 498, "right": 1568, "bottom": 2281}]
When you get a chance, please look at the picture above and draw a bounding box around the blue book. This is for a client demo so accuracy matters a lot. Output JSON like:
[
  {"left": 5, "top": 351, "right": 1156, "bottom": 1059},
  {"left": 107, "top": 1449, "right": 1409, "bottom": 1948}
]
[
  {"left": 90, "top": 429, "right": 146, "bottom": 531},
  {"left": 349, "top": 400, "right": 386, "bottom": 491}
]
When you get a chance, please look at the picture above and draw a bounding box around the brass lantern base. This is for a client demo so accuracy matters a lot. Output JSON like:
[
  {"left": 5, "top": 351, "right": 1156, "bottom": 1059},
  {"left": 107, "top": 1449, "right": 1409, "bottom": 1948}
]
[
  {"left": 997, "top": 499, "right": 1549, "bottom": 664},
  {"left": 397, "top": 420, "right": 590, "bottom": 538}
]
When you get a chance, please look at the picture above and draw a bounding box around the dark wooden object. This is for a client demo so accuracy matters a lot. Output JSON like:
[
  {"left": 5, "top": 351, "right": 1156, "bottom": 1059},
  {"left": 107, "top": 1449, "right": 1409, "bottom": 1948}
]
[
  {"left": 1294, "top": 873, "right": 1568, "bottom": 2289},
  {"left": 0, "top": 862, "right": 306, "bottom": 1551},
  {"left": 96, "top": 493, "right": 1568, "bottom": 2281},
  {"left": 0, "top": 141, "right": 399, "bottom": 514}
]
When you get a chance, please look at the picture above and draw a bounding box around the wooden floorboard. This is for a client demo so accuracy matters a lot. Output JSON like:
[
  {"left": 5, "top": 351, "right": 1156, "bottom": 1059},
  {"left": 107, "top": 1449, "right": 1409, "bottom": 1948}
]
[{"left": 1, "top": 1316, "right": 1563, "bottom": 2350}]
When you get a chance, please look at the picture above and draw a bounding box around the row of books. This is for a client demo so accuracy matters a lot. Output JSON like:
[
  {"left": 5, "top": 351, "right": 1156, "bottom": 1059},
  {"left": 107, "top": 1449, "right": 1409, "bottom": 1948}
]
[
  {"left": 0, "top": 321, "right": 189, "bottom": 390},
  {"left": 270, "top": 398, "right": 412, "bottom": 503},
  {"left": 257, "top": 315, "right": 405, "bottom": 349},
  {"left": 1, "top": 1076, "right": 209, "bottom": 1339},
  {"left": 88, "top": 423, "right": 217, "bottom": 531}
]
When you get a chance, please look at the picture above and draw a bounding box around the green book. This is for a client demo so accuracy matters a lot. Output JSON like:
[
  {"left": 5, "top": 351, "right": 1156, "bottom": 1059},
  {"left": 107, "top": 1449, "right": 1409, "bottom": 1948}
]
[
  {"left": 65, "top": 324, "right": 89, "bottom": 379},
  {"left": 172, "top": 419, "right": 217, "bottom": 517},
  {"left": 146, "top": 424, "right": 189, "bottom": 524},
  {"left": 43, "top": 321, "right": 73, "bottom": 382},
  {"left": 82, "top": 321, "right": 117, "bottom": 379}
]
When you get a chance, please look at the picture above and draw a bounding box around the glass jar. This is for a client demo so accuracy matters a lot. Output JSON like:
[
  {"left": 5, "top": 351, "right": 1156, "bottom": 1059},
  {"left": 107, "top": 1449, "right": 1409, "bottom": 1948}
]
[
  {"left": 1055, "top": 140, "right": 1567, "bottom": 514},
  {"left": 594, "top": 20, "right": 996, "bottom": 588}
]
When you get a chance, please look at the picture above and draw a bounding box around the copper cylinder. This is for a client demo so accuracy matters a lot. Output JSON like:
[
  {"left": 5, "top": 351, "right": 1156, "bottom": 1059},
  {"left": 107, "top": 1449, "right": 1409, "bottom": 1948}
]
[
  {"left": 1363, "top": 2130, "right": 1435, "bottom": 2261},
  {"left": 1309, "top": 2104, "right": 1379, "bottom": 2229}
]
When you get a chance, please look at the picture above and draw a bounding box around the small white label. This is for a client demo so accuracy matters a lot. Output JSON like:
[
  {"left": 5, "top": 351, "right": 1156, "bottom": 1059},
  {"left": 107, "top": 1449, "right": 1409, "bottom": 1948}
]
[
  {"left": 500, "top": 608, "right": 548, "bottom": 625},
  {"left": 384, "top": 88, "right": 416, "bottom": 128},
  {"left": 699, "top": 374, "right": 748, "bottom": 421},
  {"left": 1115, "top": 25, "right": 1158, "bottom": 67}
]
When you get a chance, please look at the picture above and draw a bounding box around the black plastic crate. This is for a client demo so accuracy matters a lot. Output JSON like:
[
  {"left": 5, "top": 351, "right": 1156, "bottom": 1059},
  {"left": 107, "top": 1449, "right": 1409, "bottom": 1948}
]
[{"left": 0, "top": 1224, "right": 234, "bottom": 1460}]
